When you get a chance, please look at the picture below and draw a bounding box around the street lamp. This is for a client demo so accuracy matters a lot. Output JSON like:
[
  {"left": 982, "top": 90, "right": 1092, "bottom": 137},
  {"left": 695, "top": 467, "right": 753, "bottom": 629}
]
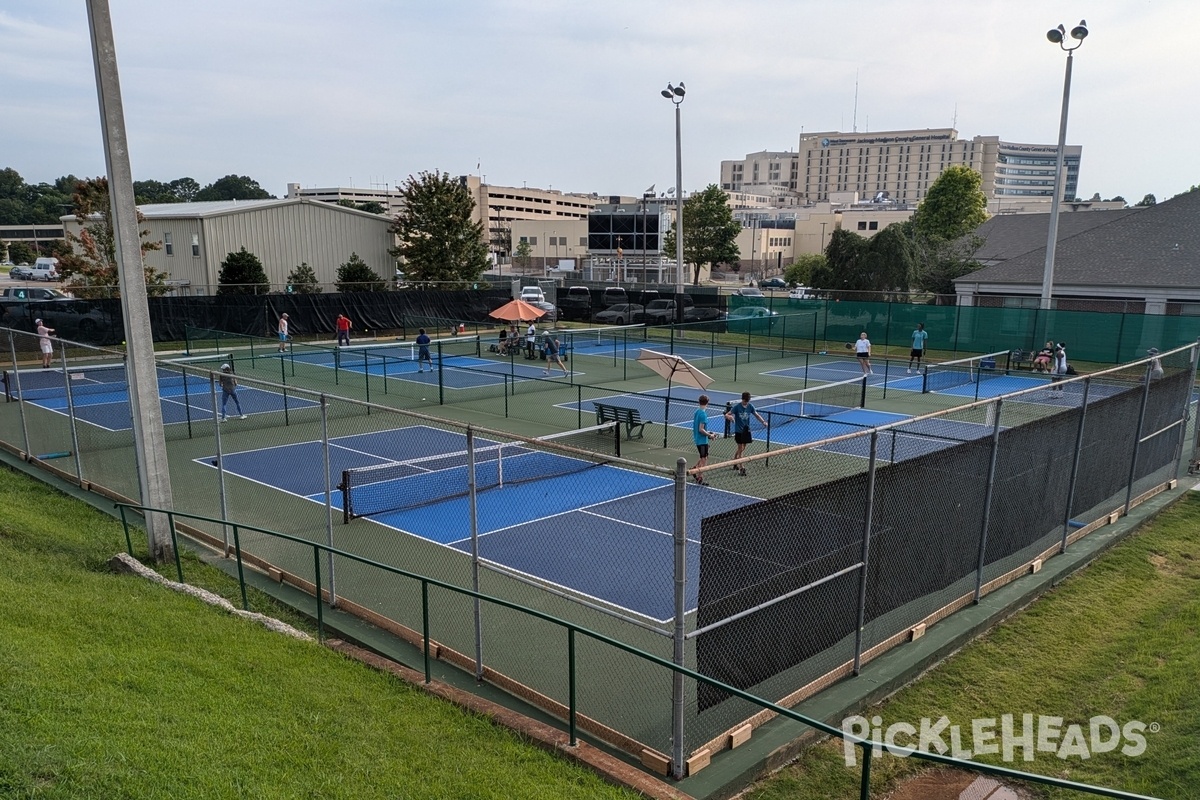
[
  {"left": 1040, "top": 20, "right": 1088, "bottom": 311},
  {"left": 661, "top": 81, "right": 685, "bottom": 322}
]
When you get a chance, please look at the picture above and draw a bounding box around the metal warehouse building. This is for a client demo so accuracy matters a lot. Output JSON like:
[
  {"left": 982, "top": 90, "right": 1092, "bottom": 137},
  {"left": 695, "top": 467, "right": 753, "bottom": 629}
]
[{"left": 65, "top": 197, "right": 395, "bottom": 293}]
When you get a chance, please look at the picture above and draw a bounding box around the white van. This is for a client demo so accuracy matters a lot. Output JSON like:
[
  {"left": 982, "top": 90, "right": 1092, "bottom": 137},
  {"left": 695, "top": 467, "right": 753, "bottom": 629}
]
[{"left": 29, "top": 258, "right": 60, "bottom": 281}]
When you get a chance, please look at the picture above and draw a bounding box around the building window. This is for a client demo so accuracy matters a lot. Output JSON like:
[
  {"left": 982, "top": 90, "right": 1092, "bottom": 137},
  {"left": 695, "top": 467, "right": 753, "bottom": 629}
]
[
  {"left": 869, "top": 221, "right": 879, "bottom": 230},
  {"left": 191, "top": 233, "right": 200, "bottom": 257},
  {"left": 529, "top": 237, "right": 537, "bottom": 245},
  {"left": 579, "top": 237, "right": 586, "bottom": 246},
  {"left": 163, "top": 232, "right": 173, "bottom": 256},
  {"left": 857, "top": 221, "right": 867, "bottom": 230}
]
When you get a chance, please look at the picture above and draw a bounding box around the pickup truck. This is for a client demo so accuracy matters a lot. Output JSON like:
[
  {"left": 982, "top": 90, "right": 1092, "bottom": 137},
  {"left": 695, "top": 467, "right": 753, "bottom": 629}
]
[
  {"left": 556, "top": 286, "right": 592, "bottom": 321},
  {"left": 641, "top": 296, "right": 695, "bottom": 325}
]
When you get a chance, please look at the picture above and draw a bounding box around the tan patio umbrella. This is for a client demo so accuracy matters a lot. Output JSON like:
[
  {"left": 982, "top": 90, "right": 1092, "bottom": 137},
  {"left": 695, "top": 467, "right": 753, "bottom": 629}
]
[
  {"left": 488, "top": 298, "right": 547, "bottom": 323},
  {"left": 636, "top": 349, "right": 714, "bottom": 447}
]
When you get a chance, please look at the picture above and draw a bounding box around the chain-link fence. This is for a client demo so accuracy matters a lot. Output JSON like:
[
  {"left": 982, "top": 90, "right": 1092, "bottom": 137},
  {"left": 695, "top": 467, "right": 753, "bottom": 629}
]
[{"left": 1, "top": 324, "right": 1194, "bottom": 773}]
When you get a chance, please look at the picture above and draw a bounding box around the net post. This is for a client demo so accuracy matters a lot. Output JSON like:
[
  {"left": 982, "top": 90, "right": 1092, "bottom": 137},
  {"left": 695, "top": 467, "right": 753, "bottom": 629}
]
[
  {"left": 1123, "top": 366, "right": 1154, "bottom": 515},
  {"left": 437, "top": 342, "right": 445, "bottom": 405},
  {"left": 671, "top": 456, "right": 687, "bottom": 781},
  {"left": 972, "top": 397, "right": 1005, "bottom": 603},
  {"left": 1060, "top": 377, "right": 1092, "bottom": 553},
  {"left": 340, "top": 469, "right": 352, "bottom": 524},
  {"left": 852, "top": 431, "right": 879, "bottom": 675},
  {"left": 181, "top": 363, "right": 193, "bottom": 439},
  {"left": 613, "top": 419, "right": 621, "bottom": 459},
  {"left": 467, "top": 426, "right": 484, "bottom": 681},
  {"left": 858, "top": 374, "right": 867, "bottom": 408}
]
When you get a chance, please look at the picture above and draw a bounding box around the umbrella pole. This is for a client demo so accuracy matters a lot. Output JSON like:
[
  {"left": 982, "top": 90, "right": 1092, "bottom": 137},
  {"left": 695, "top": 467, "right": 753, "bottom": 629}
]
[{"left": 662, "top": 376, "right": 673, "bottom": 448}]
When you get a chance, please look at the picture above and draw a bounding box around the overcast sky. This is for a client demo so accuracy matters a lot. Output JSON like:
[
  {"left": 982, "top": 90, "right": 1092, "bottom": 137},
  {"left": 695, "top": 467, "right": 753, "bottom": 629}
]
[{"left": 3, "top": 1, "right": 1197, "bottom": 203}]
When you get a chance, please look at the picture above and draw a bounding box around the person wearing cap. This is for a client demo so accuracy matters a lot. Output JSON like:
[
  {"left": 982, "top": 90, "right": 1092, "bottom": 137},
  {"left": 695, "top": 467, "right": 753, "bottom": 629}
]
[
  {"left": 218, "top": 364, "right": 247, "bottom": 421},
  {"left": 36, "top": 318, "right": 55, "bottom": 368},
  {"left": 1148, "top": 348, "right": 1164, "bottom": 381},
  {"left": 277, "top": 313, "right": 290, "bottom": 352}
]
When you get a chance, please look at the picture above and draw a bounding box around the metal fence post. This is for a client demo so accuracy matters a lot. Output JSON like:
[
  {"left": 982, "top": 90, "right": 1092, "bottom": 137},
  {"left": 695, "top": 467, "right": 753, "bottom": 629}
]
[
  {"left": 58, "top": 342, "right": 85, "bottom": 482},
  {"left": 1060, "top": 377, "right": 1092, "bottom": 553},
  {"left": 8, "top": 333, "right": 31, "bottom": 457},
  {"left": 468, "top": 427, "right": 483, "bottom": 681},
  {"left": 671, "top": 457, "right": 687, "bottom": 780},
  {"left": 1123, "top": 367, "right": 1154, "bottom": 514},
  {"left": 973, "top": 398, "right": 1005, "bottom": 603},
  {"left": 210, "top": 375, "right": 230, "bottom": 552},
  {"left": 852, "top": 431, "right": 880, "bottom": 675},
  {"left": 321, "top": 394, "right": 337, "bottom": 606},
  {"left": 1177, "top": 342, "right": 1200, "bottom": 475}
]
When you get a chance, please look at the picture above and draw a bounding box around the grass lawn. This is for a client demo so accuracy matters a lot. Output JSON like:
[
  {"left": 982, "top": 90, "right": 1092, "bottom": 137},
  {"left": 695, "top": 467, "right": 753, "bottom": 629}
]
[
  {"left": 745, "top": 493, "right": 1200, "bottom": 800},
  {"left": 0, "top": 466, "right": 641, "bottom": 800}
]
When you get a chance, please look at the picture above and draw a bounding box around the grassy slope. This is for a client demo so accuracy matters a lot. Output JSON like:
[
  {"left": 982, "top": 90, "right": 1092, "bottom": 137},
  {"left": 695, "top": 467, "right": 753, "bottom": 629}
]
[
  {"left": 746, "top": 494, "right": 1200, "bottom": 800},
  {"left": 0, "top": 469, "right": 640, "bottom": 800}
]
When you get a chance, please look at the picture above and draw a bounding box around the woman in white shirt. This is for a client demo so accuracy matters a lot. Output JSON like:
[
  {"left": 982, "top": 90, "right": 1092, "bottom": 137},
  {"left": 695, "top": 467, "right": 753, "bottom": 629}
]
[{"left": 854, "top": 332, "right": 872, "bottom": 375}]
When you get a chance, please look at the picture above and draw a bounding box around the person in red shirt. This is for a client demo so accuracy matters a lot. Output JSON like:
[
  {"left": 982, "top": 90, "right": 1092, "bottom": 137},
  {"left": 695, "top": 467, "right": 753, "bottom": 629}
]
[{"left": 336, "top": 313, "right": 352, "bottom": 347}]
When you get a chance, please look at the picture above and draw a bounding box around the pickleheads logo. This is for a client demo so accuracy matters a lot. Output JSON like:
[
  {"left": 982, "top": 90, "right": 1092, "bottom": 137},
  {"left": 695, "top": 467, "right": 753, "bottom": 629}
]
[{"left": 841, "top": 714, "right": 1153, "bottom": 766}]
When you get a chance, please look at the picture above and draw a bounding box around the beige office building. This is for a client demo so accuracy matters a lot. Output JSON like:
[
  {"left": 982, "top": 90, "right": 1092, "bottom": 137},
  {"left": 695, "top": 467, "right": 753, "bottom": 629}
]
[{"left": 721, "top": 129, "right": 1082, "bottom": 205}]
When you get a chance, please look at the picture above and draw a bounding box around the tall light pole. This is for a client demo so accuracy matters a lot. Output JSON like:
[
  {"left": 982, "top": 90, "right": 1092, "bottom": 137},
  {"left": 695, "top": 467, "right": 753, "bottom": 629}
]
[
  {"left": 662, "top": 82, "right": 685, "bottom": 322},
  {"left": 1040, "top": 20, "right": 1088, "bottom": 311}
]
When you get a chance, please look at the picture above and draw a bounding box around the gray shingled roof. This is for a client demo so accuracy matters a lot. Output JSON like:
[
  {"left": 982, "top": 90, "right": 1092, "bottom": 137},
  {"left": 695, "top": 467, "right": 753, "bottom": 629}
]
[
  {"left": 970, "top": 207, "right": 1141, "bottom": 266},
  {"left": 959, "top": 190, "right": 1200, "bottom": 288}
]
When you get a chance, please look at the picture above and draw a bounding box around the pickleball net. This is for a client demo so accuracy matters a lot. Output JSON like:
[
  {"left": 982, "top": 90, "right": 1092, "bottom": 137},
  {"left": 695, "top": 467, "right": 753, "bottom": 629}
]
[
  {"left": 340, "top": 422, "right": 620, "bottom": 521},
  {"left": 750, "top": 374, "right": 868, "bottom": 427},
  {"left": 922, "top": 350, "right": 1011, "bottom": 393}
]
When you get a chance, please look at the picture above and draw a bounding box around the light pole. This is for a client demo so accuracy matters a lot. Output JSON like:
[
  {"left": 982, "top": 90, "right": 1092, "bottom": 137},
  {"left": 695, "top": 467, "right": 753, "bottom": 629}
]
[
  {"left": 819, "top": 221, "right": 827, "bottom": 252},
  {"left": 662, "top": 81, "right": 685, "bottom": 322},
  {"left": 1040, "top": 20, "right": 1088, "bottom": 311}
]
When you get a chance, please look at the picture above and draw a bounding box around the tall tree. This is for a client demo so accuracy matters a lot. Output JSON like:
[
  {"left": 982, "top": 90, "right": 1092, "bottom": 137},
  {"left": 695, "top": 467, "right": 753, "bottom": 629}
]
[
  {"left": 335, "top": 252, "right": 386, "bottom": 292},
  {"left": 786, "top": 253, "right": 826, "bottom": 287},
  {"left": 859, "top": 223, "right": 914, "bottom": 292},
  {"left": 661, "top": 184, "right": 741, "bottom": 285},
  {"left": 814, "top": 228, "right": 868, "bottom": 295},
  {"left": 388, "top": 171, "right": 489, "bottom": 285},
  {"left": 1136, "top": 193, "right": 1157, "bottom": 206},
  {"left": 196, "top": 175, "right": 274, "bottom": 201},
  {"left": 286, "top": 262, "right": 321, "bottom": 293},
  {"left": 56, "top": 177, "right": 167, "bottom": 298},
  {"left": 905, "top": 166, "right": 988, "bottom": 298},
  {"left": 216, "top": 247, "right": 269, "bottom": 295},
  {"left": 910, "top": 165, "right": 987, "bottom": 241},
  {"left": 169, "top": 177, "right": 201, "bottom": 201}
]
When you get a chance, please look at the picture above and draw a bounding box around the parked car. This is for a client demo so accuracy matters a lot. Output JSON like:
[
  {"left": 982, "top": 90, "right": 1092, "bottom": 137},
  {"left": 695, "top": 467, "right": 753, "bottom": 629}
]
[
  {"left": 788, "top": 286, "right": 813, "bottom": 300},
  {"left": 683, "top": 306, "right": 725, "bottom": 324},
  {"left": 725, "top": 305, "right": 778, "bottom": 333},
  {"left": 27, "top": 258, "right": 60, "bottom": 281},
  {"left": 8, "top": 265, "right": 34, "bottom": 280},
  {"left": 735, "top": 286, "right": 765, "bottom": 299},
  {"left": 30, "top": 300, "right": 113, "bottom": 337},
  {"left": 529, "top": 300, "right": 557, "bottom": 323},
  {"left": 592, "top": 303, "right": 644, "bottom": 325},
  {"left": 759, "top": 277, "right": 789, "bottom": 290},
  {"left": 642, "top": 296, "right": 695, "bottom": 325},
  {"left": 600, "top": 286, "right": 628, "bottom": 307}
]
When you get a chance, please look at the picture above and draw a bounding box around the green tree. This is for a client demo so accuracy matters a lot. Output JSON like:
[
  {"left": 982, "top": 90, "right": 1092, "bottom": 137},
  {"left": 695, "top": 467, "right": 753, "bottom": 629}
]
[
  {"left": 661, "top": 185, "right": 741, "bottom": 285},
  {"left": 388, "top": 170, "right": 489, "bottom": 285},
  {"left": 1136, "top": 193, "right": 1157, "bottom": 207},
  {"left": 6, "top": 241, "right": 36, "bottom": 264},
  {"left": 785, "top": 253, "right": 826, "bottom": 287},
  {"left": 169, "top": 177, "right": 201, "bottom": 201},
  {"left": 336, "top": 198, "right": 387, "bottom": 215},
  {"left": 1110, "top": 195, "right": 1126, "bottom": 204},
  {"left": 133, "top": 179, "right": 178, "bottom": 204},
  {"left": 56, "top": 177, "right": 167, "bottom": 299},
  {"left": 910, "top": 165, "right": 987, "bottom": 241},
  {"left": 816, "top": 228, "right": 868, "bottom": 295},
  {"left": 514, "top": 239, "right": 532, "bottom": 271},
  {"left": 905, "top": 219, "right": 982, "bottom": 298},
  {"left": 335, "top": 252, "right": 386, "bottom": 292},
  {"left": 859, "top": 223, "right": 914, "bottom": 293},
  {"left": 216, "top": 247, "right": 269, "bottom": 295},
  {"left": 286, "top": 262, "right": 321, "bottom": 294},
  {"left": 196, "top": 175, "right": 273, "bottom": 201}
]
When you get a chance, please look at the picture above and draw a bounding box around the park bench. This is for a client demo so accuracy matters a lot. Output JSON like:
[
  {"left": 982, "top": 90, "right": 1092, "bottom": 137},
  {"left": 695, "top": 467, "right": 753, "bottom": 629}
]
[{"left": 593, "top": 402, "right": 649, "bottom": 440}]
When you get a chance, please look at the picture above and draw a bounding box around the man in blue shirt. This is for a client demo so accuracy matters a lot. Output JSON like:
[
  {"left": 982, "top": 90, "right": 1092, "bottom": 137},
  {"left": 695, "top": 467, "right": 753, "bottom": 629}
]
[
  {"left": 724, "top": 392, "right": 769, "bottom": 476},
  {"left": 415, "top": 328, "right": 433, "bottom": 372},
  {"left": 908, "top": 322, "right": 928, "bottom": 374},
  {"left": 691, "top": 394, "right": 718, "bottom": 485}
]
